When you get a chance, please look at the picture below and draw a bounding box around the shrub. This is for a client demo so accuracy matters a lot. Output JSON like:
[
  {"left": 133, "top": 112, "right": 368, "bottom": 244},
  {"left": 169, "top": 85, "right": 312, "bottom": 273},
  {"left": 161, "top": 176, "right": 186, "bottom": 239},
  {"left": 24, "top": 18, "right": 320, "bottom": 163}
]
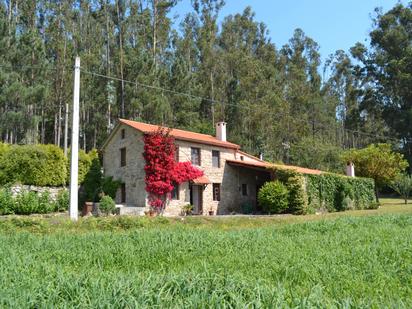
[
  {"left": 258, "top": 181, "right": 289, "bottom": 214},
  {"left": 14, "top": 191, "right": 40, "bottom": 215},
  {"left": 102, "top": 176, "right": 121, "bottom": 199},
  {"left": 82, "top": 156, "right": 103, "bottom": 203},
  {"left": 14, "top": 191, "right": 54, "bottom": 215},
  {"left": 286, "top": 175, "right": 308, "bottom": 215},
  {"left": 54, "top": 190, "right": 69, "bottom": 212},
  {"left": 99, "top": 195, "right": 116, "bottom": 215},
  {"left": 67, "top": 148, "right": 100, "bottom": 184},
  {"left": 306, "top": 174, "right": 375, "bottom": 212},
  {"left": 334, "top": 181, "right": 354, "bottom": 211},
  {"left": 0, "top": 187, "right": 14, "bottom": 215},
  {"left": 273, "top": 168, "right": 308, "bottom": 215},
  {"left": 0, "top": 144, "right": 67, "bottom": 186}
]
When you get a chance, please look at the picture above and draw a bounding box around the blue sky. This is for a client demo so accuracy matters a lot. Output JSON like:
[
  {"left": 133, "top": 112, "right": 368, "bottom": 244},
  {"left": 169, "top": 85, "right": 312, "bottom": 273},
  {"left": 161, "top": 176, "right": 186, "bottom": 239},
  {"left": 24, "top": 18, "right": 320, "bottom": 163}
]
[{"left": 172, "top": 0, "right": 406, "bottom": 64}]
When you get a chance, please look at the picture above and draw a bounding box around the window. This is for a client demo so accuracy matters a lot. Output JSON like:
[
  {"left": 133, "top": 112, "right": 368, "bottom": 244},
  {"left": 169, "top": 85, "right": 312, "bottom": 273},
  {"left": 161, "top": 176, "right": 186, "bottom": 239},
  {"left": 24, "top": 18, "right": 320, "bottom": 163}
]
[
  {"left": 171, "top": 183, "right": 179, "bottom": 200},
  {"left": 213, "top": 183, "right": 221, "bottom": 201},
  {"left": 175, "top": 145, "right": 179, "bottom": 162},
  {"left": 120, "top": 183, "right": 126, "bottom": 203},
  {"left": 120, "top": 148, "right": 126, "bottom": 167},
  {"left": 191, "top": 147, "right": 201, "bottom": 165},
  {"left": 242, "top": 184, "right": 248, "bottom": 196},
  {"left": 212, "top": 150, "right": 220, "bottom": 168},
  {"left": 240, "top": 155, "right": 244, "bottom": 161},
  {"left": 121, "top": 129, "right": 125, "bottom": 139}
]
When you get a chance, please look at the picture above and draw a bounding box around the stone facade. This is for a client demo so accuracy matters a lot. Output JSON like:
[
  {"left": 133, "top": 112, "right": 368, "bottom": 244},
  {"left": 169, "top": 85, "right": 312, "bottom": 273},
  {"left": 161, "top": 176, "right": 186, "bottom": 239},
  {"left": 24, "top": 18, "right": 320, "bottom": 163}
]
[{"left": 102, "top": 123, "right": 271, "bottom": 216}]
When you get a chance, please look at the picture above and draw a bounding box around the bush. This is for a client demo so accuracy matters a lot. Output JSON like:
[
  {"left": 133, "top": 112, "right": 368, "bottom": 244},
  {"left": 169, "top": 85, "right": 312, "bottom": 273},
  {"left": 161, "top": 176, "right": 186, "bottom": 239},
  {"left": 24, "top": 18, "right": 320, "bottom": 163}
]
[
  {"left": 99, "top": 195, "right": 116, "bottom": 215},
  {"left": 14, "top": 191, "right": 54, "bottom": 215},
  {"left": 306, "top": 174, "right": 375, "bottom": 212},
  {"left": 334, "top": 181, "right": 354, "bottom": 211},
  {"left": 102, "top": 176, "right": 121, "bottom": 199},
  {"left": 273, "top": 168, "right": 308, "bottom": 215},
  {"left": 82, "top": 156, "right": 103, "bottom": 203},
  {"left": 0, "top": 187, "right": 14, "bottom": 215},
  {"left": 0, "top": 144, "right": 67, "bottom": 186},
  {"left": 286, "top": 175, "right": 308, "bottom": 215},
  {"left": 54, "top": 190, "right": 69, "bottom": 212},
  {"left": 258, "top": 181, "right": 289, "bottom": 214},
  {"left": 67, "top": 148, "right": 98, "bottom": 184}
]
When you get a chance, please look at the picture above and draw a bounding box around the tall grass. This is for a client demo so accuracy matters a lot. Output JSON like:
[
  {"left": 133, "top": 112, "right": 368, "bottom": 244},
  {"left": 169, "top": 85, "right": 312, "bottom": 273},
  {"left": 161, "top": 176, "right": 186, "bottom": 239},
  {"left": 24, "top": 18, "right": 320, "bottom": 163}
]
[{"left": 0, "top": 214, "right": 411, "bottom": 307}]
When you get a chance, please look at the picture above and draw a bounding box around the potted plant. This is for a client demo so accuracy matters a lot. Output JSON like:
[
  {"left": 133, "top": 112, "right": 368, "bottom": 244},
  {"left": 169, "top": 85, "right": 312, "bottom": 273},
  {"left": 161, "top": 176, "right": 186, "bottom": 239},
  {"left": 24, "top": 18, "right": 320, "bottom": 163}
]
[
  {"left": 144, "top": 208, "right": 158, "bottom": 217},
  {"left": 181, "top": 204, "right": 193, "bottom": 216}
]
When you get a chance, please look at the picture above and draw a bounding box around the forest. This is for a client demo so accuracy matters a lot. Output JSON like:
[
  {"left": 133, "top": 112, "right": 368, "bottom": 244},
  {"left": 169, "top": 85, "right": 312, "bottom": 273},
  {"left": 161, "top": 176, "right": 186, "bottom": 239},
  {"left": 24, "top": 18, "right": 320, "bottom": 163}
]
[{"left": 0, "top": 1, "right": 412, "bottom": 173}]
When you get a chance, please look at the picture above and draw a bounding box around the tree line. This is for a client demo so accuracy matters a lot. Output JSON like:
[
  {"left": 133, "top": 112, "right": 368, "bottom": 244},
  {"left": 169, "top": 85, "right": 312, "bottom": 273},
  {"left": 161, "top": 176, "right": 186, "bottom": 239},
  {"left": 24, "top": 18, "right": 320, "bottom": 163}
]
[{"left": 1, "top": 1, "right": 411, "bottom": 172}]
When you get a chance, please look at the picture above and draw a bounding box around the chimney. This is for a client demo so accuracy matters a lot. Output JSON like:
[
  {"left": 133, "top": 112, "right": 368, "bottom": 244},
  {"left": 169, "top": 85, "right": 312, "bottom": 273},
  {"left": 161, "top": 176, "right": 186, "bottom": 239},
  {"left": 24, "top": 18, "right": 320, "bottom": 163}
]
[
  {"left": 216, "top": 122, "right": 227, "bottom": 141},
  {"left": 259, "top": 152, "right": 263, "bottom": 160},
  {"left": 346, "top": 161, "right": 355, "bottom": 177}
]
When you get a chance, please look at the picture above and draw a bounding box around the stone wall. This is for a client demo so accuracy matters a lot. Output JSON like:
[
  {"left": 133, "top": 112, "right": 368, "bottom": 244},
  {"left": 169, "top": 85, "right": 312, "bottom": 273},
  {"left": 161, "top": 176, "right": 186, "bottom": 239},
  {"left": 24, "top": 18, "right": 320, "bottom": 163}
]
[
  {"left": 102, "top": 124, "right": 146, "bottom": 207},
  {"left": 10, "top": 185, "right": 66, "bottom": 201}
]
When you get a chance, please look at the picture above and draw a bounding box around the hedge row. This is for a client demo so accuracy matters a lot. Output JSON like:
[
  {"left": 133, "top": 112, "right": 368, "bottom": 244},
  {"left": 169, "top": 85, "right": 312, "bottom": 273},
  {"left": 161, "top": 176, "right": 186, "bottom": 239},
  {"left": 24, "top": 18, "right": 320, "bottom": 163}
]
[
  {"left": 0, "top": 143, "right": 97, "bottom": 186},
  {"left": 0, "top": 188, "right": 69, "bottom": 215},
  {"left": 271, "top": 167, "right": 376, "bottom": 214},
  {"left": 306, "top": 174, "right": 376, "bottom": 212}
]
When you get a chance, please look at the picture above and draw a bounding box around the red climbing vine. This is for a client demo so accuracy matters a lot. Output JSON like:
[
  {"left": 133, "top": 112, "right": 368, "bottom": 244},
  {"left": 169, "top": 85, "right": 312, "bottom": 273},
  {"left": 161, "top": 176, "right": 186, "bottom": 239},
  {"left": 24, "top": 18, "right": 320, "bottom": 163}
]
[{"left": 143, "top": 127, "right": 203, "bottom": 213}]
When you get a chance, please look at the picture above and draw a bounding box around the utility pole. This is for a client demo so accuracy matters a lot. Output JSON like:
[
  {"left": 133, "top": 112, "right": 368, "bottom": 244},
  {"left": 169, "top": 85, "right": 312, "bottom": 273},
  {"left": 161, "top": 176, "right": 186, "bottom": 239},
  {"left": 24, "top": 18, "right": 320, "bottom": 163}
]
[{"left": 69, "top": 57, "right": 80, "bottom": 221}]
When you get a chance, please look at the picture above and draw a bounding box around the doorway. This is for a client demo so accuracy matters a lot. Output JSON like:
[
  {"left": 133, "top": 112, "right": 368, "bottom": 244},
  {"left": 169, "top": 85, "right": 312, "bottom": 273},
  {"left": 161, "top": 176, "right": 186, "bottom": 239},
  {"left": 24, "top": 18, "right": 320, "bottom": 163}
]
[{"left": 190, "top": 185, "right": 203, "bottom": 215}]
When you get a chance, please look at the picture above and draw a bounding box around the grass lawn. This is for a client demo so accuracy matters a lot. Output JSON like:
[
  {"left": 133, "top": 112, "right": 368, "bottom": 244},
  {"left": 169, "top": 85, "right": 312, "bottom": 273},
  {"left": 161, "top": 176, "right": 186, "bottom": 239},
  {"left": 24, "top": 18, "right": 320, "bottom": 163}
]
[{"left": 0, "top": 198, "right": 411, "bottom": 307}]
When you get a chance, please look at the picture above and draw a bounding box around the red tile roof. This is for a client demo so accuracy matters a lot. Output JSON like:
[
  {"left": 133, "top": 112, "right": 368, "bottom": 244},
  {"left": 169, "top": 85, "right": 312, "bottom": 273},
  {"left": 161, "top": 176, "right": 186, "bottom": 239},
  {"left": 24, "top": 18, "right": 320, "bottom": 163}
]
[
  {"left": 226, "top": 159, "right": 322, "bottom": 175},
  {"left": 119, "top": 119, "right": 240, "bottom": 149},
  {"left": 226, "top": 159, "right": 269, "bottom": 169},
  {"left": 272, "top": 163, "right": 322, "bottom": 175},
  {"left": 192, "top": 175, "right": 211, "bottom": 184}
]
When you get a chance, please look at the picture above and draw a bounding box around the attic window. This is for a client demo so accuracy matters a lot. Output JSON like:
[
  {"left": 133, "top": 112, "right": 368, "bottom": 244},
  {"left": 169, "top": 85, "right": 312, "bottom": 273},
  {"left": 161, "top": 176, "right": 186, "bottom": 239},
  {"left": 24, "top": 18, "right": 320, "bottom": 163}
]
[
  {"left": 240, "top": 155, "right": 244, "bottom": 161},
  {"left": 121, "top": 129, "right": 125, "bottom": 139}
]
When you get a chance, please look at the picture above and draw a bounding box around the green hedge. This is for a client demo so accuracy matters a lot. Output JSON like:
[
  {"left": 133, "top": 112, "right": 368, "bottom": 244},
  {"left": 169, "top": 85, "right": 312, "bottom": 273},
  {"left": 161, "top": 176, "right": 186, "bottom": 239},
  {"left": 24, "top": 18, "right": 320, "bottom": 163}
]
[
  {"left": 0, "top": 143, "right": 99, "bottom": 186},
  {"left": 306, "top": 174, "right": 376, "bottom": 212},
  {"left": 270, "top": 166, "right": 375, "bottom": 214},
  {"left": 0, "top": 144, "right": 67, "bottom": 186}
]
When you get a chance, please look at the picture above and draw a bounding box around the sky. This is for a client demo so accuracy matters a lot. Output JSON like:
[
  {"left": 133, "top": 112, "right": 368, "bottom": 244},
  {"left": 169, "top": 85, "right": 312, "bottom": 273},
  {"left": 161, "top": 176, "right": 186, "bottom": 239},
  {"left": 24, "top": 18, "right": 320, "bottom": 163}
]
[{"left": 172, "top": 0, "right": 407, "bottom": 65}]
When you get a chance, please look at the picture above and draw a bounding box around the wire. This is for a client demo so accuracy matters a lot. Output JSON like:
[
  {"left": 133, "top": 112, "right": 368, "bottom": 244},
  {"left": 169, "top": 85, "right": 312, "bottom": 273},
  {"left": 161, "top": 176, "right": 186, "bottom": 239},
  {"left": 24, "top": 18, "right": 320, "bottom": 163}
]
[
  {"left": 83, "top": 68, "right": 412, "bottom": 144},
  {"left": 3, "top": 64, "right": 407, "bottom": 145},
  {"left": 81, "top": 69, "right": 222, "bottom": 105}
]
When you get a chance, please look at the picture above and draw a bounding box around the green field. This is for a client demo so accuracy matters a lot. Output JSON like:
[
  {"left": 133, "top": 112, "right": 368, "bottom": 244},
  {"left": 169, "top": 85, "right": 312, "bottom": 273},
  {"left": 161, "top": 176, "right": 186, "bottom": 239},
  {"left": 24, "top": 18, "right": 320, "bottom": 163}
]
[{"left": 0, "top": 199, "right": 412, "bottom": 307}]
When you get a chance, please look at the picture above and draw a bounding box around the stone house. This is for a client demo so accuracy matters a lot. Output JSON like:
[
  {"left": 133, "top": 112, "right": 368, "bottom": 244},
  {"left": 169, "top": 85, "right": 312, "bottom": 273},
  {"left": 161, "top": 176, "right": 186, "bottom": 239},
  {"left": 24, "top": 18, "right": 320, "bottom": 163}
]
[{"left": 101, "top": 119, "right": 321, "bottom": 216}]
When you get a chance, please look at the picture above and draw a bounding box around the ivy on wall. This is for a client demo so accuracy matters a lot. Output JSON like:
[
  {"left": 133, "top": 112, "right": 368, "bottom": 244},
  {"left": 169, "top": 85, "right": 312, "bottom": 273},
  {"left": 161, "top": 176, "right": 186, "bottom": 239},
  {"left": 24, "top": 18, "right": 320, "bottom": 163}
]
[
  {"left": 306, "top": 174, "right": 375, "bottom": 212},
  {"left": 269, "top": 166, "right": 376, "bottom": 214}
]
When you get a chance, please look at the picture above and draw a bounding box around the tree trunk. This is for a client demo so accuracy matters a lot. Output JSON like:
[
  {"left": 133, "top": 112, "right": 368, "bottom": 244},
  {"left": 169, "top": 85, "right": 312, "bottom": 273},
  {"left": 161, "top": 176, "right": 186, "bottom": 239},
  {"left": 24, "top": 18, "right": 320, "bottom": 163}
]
[
  {"left": 374, "top": 185, "right": 380, "bottom": 203},
  {"left": 116, "top": 0, "right": 125, "bottom": 118},
  {"left": 152, "top": 0, "right": 157, "bottom": 67}
]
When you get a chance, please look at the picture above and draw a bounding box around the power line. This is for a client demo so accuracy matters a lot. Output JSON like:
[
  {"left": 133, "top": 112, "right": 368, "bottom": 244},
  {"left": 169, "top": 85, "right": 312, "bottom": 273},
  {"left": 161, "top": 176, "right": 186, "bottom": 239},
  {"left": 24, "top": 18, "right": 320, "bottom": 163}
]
[
  {"left": 3, "top": 63, "right": 407, "bottom": 145},
  {"left": 81, "top": 69, "right": 223, "bottom": 105},
  {"left": 81, "top": 68, "right": 412, "bottom": 145}
]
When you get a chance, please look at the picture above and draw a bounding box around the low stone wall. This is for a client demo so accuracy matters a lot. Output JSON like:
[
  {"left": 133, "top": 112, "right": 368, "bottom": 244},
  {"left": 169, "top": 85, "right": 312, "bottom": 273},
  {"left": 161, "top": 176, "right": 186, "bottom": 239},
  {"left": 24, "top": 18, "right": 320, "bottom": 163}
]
[{"left": 10, "top": 185, "right": 66, "bottom": 201}]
